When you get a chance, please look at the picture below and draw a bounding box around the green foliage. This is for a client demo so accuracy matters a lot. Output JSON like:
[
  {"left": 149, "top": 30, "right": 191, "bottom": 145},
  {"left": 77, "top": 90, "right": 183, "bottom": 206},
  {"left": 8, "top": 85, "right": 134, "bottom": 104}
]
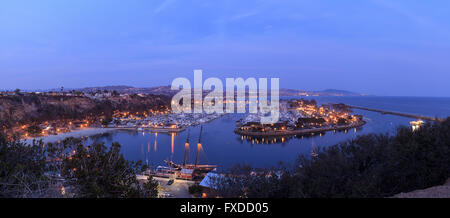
[
  {"left": 61, "top": 142, "right": 158, "bottom": 198},
  {"left": 188, "top": 184, "right": 202, "bottom": 195},
  {"left": 0, "top": 133, "right": 158, "bottom": 198},
  {"left": 142, "top": 176, "right": 159, "bottom": 198},
  {"left": 27, "top": 125, "right": 41, "bottom": 135},
  {"left": 0, "top": 135, "right": 58, "bottom": 197},
  {"left": 295, "top": 134, "right": 393, "bottom": 197},
  {"left": 100, "top": 117, "right": 113, "bottom": 126},
  {"left": 211, "top": 164, "right": 291, "bottom": 198}
]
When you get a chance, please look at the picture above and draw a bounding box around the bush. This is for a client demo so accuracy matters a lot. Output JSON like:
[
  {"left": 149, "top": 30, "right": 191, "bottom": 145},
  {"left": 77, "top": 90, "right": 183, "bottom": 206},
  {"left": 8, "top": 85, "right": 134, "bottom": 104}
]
[
  {"left": 296, "top": 118, "right": 450, "bottom": 197},
  {"left": 0, "top": 135, "right": 59, "bottom": 197},
  {"left": 188, "top": 184, "right": 202, "bottom": 195},
  {"left": 27, "top": 125, "right": 41, "bottom": 135},
  {"left": 61, "top": 142, "right": 158, "bottom": 198},
  {"left": 0, "top": 133, "right": 158, "bottom": 198}
]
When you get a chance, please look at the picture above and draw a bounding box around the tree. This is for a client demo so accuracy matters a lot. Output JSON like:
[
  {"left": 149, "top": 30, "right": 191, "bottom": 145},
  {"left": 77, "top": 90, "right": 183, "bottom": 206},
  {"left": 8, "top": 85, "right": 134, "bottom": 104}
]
[
  {"left": 61, "top": 142, "right": 158, "bottom": 198},
  {"left": 188, "top": 184, "right": 202, "bottom": 195},
  {"left": 142, "top": 176, "right": 159, "bottom": 198},
  {"left": 0, "top": 134, "right": 61, "bottom": 197},
  {"left": 1, "top": 134, "right": 159, "bottom": 198},
  {"left": 27, "top": 125, "right": 41, "bottom": 136}
]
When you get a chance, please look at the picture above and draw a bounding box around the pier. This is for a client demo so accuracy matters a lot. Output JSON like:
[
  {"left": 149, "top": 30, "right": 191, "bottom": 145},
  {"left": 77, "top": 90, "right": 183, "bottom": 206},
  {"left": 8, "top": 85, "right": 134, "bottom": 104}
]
[{"left": 345, "top": 105, "right": 443, "bottom": 122}]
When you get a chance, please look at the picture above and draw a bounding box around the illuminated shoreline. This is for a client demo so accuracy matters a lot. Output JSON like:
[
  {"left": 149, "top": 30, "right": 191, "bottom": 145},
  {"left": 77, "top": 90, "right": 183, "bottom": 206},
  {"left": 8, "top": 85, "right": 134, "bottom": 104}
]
[
  {"left": 105, "top": 126, "right": 186, "bottom": 133},
  {"left": 23, "top": 127, "right": 117, "bottom": 144},
  {"left": 234, "top": 120, "right": 366, "bottom": 137}
]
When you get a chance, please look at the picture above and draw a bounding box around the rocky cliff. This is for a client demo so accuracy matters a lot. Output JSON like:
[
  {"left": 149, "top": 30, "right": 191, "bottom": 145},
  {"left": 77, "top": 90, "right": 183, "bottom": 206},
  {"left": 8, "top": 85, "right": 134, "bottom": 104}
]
[{"left": 0, "top": 94, "right": 171, "bottom": 130}]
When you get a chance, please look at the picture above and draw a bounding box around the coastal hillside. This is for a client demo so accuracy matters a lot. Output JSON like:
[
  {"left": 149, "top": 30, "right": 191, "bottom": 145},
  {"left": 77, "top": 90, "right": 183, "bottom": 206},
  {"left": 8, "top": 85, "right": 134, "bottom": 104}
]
[
  {"left": 0, "top": 93, "right": 170, "bottom": 131},
  {"left": 78, "top": 85, "right": 180, "bottom": 96},
  {"left": 279, "top": 88, "right": 364, "bottom": 97},
  {"left": 75, "top": 85, "right": 365, "bottom": 97}
]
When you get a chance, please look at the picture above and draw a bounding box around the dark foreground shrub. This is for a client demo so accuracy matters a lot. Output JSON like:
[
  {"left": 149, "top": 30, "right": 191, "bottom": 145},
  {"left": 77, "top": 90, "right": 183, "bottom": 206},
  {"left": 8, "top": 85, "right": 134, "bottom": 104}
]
[
  {"left": 0, "top": 135, "right": 59, "bottom": 197},
  {"left": 0, "top": 134, "right": 158, "bottom": 198},
  {"left": 61, "top": 142, "right": 158, "bottom": 198},
  {"left": 189, "top": 184, "right": 202, "bottom": 195}
]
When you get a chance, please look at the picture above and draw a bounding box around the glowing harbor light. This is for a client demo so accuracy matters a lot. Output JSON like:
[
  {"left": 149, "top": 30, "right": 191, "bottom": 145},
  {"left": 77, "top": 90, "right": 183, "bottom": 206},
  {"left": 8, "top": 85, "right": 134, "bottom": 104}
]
[
  {"left": 171, "top": 69, "right": 280, "bottom": 124},
  {"left": 171, "top": 133, "right": 175, "bottom": 154},
  {"left": 154, "top": 132, "right": 158, "bottom": 152},
  {"left": 410, "top": 120, "right": 425, "bottom": 131},
  {"left": 61, "top": 187, "right": 66, "bottom": 195}
]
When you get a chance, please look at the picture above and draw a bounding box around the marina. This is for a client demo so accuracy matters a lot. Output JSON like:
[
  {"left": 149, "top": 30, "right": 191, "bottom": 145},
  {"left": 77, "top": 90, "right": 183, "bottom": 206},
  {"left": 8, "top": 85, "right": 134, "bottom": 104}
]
[
  {"left": 141, "top": 126, "right": 217, "bottom": 181},
  {"left": 25, "top": 96, "right": 450, "bottom": 171},
  {"left": 78, "top": 96, "right": 450, "bottom": 171},
  {"left": 2, "top": 0, "right": 450, "bottom": 201},
  {"left": 235, "top": 99, "right": 365, "bottom": 137}
]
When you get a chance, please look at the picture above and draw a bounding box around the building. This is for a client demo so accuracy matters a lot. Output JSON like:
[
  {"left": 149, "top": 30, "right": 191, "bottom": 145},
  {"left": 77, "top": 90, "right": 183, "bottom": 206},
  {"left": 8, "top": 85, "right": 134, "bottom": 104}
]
[
  {"left": 179, "top": 168, "right": 194, "bottom": 180},
  {"left": 199, "top": 172, "right": 224, "bottom": 198},
  {"left": 239, "top": 121, "right": 289, "bottom": 132}
]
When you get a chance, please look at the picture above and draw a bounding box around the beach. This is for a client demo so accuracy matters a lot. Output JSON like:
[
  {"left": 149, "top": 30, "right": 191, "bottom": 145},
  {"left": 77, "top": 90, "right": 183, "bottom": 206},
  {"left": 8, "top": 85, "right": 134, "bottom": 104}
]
[{"left": 24, "top": 128, "right": 118, "bottom": 144}]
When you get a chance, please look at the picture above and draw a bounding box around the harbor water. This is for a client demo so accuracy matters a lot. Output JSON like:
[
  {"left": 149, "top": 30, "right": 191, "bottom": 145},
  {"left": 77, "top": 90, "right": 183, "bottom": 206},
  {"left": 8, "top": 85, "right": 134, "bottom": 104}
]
[{"left": 83, "top": 96, "right": 450, "bottom": 171}]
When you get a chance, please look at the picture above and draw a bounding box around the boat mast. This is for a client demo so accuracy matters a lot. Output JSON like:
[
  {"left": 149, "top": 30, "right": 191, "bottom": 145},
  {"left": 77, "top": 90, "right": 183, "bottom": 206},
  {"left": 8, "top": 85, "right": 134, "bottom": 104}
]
[
  {"left": 183, "top": 129, "right": 190, "bottom": 167},
  {"left": 194, "top": 125, "right": 203, "bottom": 168}
]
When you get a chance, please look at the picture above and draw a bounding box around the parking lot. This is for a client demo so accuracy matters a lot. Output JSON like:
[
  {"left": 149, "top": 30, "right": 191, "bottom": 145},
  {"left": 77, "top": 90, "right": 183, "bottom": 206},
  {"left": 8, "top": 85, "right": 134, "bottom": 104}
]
[{"left": 153, "top": 177, "right": 196, "bottom": 198}]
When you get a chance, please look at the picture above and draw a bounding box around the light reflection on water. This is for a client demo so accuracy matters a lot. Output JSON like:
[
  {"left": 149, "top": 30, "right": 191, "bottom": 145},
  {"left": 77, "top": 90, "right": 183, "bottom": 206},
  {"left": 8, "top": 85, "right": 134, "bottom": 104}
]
[{"left": 84, "top": 96, "right": 450, "bottom": 170}]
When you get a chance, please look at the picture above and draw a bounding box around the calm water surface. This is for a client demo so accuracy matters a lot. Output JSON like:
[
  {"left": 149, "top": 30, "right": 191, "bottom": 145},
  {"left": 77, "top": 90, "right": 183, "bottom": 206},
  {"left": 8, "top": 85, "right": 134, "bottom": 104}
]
[{"left": 86, "top": 96, "right": 450, "bottom": 170}]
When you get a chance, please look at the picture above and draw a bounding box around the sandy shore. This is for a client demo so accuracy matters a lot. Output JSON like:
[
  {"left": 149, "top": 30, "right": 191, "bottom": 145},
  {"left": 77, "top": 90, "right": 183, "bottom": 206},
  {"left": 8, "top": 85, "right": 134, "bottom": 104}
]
[
  {"left": 23, "top": 126, "right": 186, "bottom": 144},
  {"left": 24, "top": 128, "right": 119, "bottom": 144},
  {"left": 104, "top": 126, "right": 186, "bottom": 133}
]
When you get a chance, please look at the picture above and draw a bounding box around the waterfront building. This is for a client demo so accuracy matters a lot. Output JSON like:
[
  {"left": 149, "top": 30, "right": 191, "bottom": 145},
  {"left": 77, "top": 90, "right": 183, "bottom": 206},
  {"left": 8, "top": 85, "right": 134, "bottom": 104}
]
[{"left": 179, "top": 168, "right": 194, "bottom": 180}]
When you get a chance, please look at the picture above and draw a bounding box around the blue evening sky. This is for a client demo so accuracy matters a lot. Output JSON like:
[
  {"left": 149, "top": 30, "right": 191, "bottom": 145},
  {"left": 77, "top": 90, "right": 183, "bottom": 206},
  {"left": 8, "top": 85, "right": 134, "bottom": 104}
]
[{"left": 1, "top": 0, "right": 449, "bottom": 96}]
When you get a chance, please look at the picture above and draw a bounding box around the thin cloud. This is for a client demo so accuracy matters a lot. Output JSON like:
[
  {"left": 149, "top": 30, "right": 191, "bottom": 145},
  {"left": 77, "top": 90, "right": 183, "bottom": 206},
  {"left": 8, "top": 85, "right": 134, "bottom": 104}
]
[
  {"left": 154, "top": 0, "right": 175, "bottom": 14},
  {"left": 229, "top": 10, "right": 260, "bottom": 21},
  {"left": 373, "top": 0, "right": 449, "bottom": 36}
]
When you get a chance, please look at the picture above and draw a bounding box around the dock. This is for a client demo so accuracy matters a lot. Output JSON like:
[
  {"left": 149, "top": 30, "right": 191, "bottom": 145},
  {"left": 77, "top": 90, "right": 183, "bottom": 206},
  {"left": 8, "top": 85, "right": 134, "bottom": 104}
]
[{"left": 345, "top": 105, "right": 444, "bottom": 122}]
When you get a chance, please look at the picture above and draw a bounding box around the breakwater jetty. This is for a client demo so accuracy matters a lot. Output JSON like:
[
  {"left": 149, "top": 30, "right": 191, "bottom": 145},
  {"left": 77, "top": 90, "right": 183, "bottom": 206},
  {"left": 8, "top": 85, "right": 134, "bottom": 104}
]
[{"left": 345, "top": 105, "right": 443, "bottom": 122}]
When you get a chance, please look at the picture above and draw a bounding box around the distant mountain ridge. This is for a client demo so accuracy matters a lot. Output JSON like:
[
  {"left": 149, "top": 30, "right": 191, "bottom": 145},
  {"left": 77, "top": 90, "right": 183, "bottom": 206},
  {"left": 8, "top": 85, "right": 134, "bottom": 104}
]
[
  {"left": 75, "top": 85, "right": 365, "bottom": 97},
  {"left": 78, "top": 85, "right": 180, "bottom": 96}
]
